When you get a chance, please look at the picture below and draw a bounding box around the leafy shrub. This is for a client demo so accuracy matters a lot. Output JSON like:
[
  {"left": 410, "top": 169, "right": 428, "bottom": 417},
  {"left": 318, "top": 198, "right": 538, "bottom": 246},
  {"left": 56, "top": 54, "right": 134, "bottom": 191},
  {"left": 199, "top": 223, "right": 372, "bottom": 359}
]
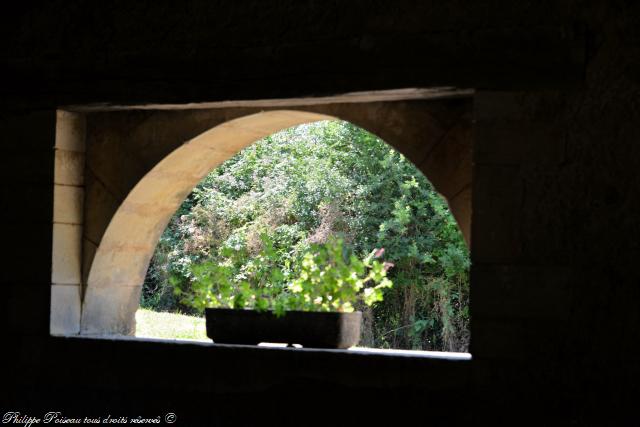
[
  {"left": 173, "top": 236, "right": 393, "bottom": 316},
  {"left": 143, "top": 120, "right": 470, "bottom": 351}
]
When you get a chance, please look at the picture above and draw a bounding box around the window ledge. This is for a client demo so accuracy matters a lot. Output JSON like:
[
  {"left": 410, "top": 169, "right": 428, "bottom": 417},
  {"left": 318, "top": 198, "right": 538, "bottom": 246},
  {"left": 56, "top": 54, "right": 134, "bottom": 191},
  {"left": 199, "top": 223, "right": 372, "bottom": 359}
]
[
  {"left": 60, "top": 333, "right": 471, "bottom": 360},
  {"left": 48, "top": 334, "right": 472, "bottom": 394}
]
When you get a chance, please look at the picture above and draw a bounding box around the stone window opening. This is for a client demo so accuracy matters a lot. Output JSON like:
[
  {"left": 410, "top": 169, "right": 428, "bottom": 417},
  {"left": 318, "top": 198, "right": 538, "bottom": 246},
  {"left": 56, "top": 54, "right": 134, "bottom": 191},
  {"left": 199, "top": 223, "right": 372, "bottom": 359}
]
[{"left": 50, "top": 88, "right": 473, "bottom": 359}]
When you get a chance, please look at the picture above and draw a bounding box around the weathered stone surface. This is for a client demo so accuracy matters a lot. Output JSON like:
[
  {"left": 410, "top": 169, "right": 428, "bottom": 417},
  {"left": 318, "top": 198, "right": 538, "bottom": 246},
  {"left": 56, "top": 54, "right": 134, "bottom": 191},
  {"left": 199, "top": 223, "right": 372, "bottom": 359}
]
[
  {"left": 3, "top": 1, "right": 640, "bottom": 423},
  {"left": 50, "top": 284, "right": 81, "bottom": 335},
  {"left": 53, "top": 150, "right": 84, "bottom": 186},
  {"left": 53, "top": 184, "right": 83, "bottom": 224},
  {"left": 81, "top": 237, "right": 97, "bottom": 287},
  {"left": 87, "top": 243, "right": 155, "bottom": 290},
  {"left": 419, "top": 116, "right": 473, "bottom": 199},
  {"left": 80, "top": 286, "right": 142, "bottom": 335},
  {"left": 86, "top": 117, "right": 171, "bottom": 201},
  {"left": 80, "top": 106, "right": 474, "bottom": 335},
  {"left": 447, "top": 186, "right": 471, "bottom": 245},
  {"left": 82, "top": 172, "right": 122, "bottom": 245},
  {"left": 51, "top": 223, "right": 82, "bottom": 285},
  {"left": 55, "top": 110, "right": 85, "bottom": 153}
]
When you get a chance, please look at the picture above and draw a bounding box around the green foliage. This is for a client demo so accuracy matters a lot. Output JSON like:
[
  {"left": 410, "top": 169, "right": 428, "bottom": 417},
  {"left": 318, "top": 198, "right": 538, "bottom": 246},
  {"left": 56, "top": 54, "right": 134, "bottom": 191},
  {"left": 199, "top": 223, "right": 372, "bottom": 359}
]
[
  {"left": 286, "top": 239, "right": 393, "bottom": 313},
  {"left": 142, "top": 120, "right": 470, "bottom": 351},
  {"left": 174, "top": 237, "right": 392, "bottom": 317}
]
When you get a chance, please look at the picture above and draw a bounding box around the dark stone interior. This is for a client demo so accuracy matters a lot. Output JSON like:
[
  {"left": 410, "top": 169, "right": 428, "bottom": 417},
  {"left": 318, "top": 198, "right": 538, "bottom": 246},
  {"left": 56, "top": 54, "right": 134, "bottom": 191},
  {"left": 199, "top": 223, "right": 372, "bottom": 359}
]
[{"left": 2, "top": 2, "right": 640, "bottom": 425}]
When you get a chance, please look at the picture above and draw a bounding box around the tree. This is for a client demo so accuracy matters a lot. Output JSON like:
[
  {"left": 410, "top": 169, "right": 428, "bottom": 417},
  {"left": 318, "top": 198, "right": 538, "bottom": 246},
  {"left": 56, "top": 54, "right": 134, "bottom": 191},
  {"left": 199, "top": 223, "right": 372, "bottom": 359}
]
[{"left": 142, "top": 120, "right": 470, "bottom": 351}]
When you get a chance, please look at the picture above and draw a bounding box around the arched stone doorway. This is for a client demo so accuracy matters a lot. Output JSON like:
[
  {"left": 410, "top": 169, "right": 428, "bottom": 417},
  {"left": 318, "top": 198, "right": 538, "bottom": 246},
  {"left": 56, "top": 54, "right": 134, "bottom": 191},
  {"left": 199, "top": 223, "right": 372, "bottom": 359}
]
[
  {"left": 82, "top": 111, "right": 336, "bottom": 333},
  {"left": 52, "top": 95, "right": 473, "bottom": 336}
]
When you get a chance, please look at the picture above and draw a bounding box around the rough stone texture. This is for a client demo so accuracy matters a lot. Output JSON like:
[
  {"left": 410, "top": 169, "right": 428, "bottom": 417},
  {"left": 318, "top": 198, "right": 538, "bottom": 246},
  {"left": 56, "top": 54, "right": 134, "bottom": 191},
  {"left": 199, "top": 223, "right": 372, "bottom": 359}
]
[
  {"left": 81, "top": 105, "right": 473, "bottom": 334},
  {"left": 81, "top": 237, "right": 98, "bottom": 288},
  {"left": 53, "top": 150, "right": 84, "bottom": 186},
  {"left": 447, "top": 186, "right": 472, "bottom": 244},
  {"left": 50, "top": 284, "right": 81, "bottom": 335},
  {"left": 82, "top": 173, "right": 122, "bottom": 246},
  {"left": 51, "top": 223, "right": 82, "bottom": 285},
  {"left": 55, "top": 111, "right": 85, "bottom": 153},
  {"left": 81, "top": 111, "right": 335, "bottom": 332},
  {"left": 53, "top": 185, "right": 84, "bottom": 224},
  {"left": 82, "top": 100, "right": 473, "bottom": 239},
  {"left": 81, "top": 286, "right": 141, "bottom": 335},
  {"left": 1, "top": 1, "right": 639, "bottom": 425},
  {"left": 50, "top": 111, "right": 85, "bottom": 335},
  {"left": 419, "top": 117, "right": 472, "bottom": 199}
]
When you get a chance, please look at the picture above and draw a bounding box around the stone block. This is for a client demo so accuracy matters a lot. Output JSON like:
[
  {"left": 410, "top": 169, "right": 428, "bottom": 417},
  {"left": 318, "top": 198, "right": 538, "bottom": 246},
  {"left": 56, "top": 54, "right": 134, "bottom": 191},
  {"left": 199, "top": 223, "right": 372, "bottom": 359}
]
[
  {"left": 80, "top": 285, "right": 142, "bottom": 335},
  {"left": 54, "top": 149, "right": 85, "bottom": 186},
  {"left": 359, "top": 102, "right": 447, "bottom": 165},
  {"left": 189, "top": 133, "right": 261, "bottom": 166},
  {"left": 419, "top": 118, "right": 472, "bottom": 199},
  {"left": 447, "top": 186, "right": 471, "bottom": 246},
  {"left": 51, "top": 223, "right": 82, "bottom": 285},
  {"left": 82, "top": 237, "right": 98, "bottom": 286},
  {"left": 86, "top": 124, "right": 160, "bottom": 200},
  {"left": 83, "top": 172, "right": 122, "bottom": 244},
  {"left": 55, "top": 110, "right": 86, "bottom": 152},
  {"left": 53, "top": 184, "right": 84, "bottom": 224},
  {"left": 50, "top": 284, "right": 81, "bottom": 335},
  {"left": 87, "top": 242, "right": 155, "bottom": 289}
]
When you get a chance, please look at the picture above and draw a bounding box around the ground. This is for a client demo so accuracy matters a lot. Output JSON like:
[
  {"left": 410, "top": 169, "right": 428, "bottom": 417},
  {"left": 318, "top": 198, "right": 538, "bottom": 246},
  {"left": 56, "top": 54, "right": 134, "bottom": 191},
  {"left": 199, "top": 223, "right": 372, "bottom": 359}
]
[{"left": 135, "top": 308, "right": 207, "bottom": 341}]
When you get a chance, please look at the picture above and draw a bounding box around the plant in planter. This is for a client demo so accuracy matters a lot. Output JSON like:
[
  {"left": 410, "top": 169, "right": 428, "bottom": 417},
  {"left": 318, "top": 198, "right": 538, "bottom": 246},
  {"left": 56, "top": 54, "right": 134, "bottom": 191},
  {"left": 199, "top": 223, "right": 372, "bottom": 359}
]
[{"left": 173, "top": 236, "right": 393, "bottom": 348}]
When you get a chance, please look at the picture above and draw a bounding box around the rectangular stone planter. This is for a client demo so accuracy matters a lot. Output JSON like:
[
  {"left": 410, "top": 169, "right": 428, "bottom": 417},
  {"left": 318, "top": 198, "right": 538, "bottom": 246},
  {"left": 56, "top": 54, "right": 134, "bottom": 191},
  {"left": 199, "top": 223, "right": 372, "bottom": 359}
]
[{"left": 205, "top": 308, "right": 362, "bottom": 349}]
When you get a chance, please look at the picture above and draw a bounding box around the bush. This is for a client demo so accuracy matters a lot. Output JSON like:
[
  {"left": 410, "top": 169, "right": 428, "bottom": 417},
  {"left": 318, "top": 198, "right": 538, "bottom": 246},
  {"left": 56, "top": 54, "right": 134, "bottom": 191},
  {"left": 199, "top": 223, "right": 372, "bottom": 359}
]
[
  {"left": 174, "top": 237, "right": 393, "bottom": 316},
  {"left": 142, "top": 120, "right": 470, "bottom": 351}
]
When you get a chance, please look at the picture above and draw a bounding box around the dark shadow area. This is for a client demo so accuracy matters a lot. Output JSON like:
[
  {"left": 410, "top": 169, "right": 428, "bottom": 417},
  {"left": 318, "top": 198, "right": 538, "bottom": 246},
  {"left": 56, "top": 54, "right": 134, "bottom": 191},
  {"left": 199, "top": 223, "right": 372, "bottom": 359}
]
[{"left": 3, "top": 2, "right": 640, "bottom": 425}]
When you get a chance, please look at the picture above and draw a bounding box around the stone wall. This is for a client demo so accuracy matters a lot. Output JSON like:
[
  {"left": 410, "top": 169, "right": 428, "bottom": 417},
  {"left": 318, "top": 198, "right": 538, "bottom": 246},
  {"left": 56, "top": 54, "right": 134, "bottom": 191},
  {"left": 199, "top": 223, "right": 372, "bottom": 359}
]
[
  {"left": 1, "top": 1, "right": 639, "bottom": 424},
  {"left": 51, "top": 111, "right": 85, "bottom": 335},
  {"left": 77, "top": 99, "right": 473, "bottom": 334}
]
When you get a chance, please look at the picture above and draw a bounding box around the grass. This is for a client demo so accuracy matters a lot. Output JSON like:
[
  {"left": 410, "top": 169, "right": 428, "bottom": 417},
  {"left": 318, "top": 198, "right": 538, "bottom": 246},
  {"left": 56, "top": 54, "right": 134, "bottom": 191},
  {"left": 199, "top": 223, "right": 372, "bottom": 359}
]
[{"left": 135, "top": 308, "right": 207, "bottom": 341}]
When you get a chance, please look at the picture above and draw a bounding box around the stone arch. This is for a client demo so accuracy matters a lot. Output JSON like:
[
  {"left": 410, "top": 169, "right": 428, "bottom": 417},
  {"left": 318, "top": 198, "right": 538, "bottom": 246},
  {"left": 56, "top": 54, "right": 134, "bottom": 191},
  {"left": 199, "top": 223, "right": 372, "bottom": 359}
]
[{"left": 79, "top": 105, "right": 472, "bottom": 335}]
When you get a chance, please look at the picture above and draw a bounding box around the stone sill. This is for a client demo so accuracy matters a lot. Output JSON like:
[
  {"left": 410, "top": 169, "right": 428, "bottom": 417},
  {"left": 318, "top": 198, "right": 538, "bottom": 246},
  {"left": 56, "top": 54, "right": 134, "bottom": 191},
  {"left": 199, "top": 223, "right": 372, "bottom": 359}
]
[
  {"left": 71, "top": 333, "right": 472, "bottom": 360},
  {"left": 47, "top": 334, "right": 472, "bottom": 394}
]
